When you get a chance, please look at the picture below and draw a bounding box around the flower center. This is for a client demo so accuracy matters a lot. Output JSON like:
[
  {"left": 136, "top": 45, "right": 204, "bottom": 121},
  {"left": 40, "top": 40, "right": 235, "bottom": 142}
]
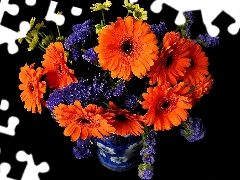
[
  {"left": 157, "top": 96, "right": 177, "bottom": 114},
  {"left": 79, "top": 118, "right": 91, "bottom": 124},
  {"left": 189, "top": 58, "right": 194, "bottom": 68},
  {"left": 165, "top": 55, "right": 173, "bottom": 67},
  {"left": 121, "top": 39, "right": 133, "bottom": 54},
  {"left": 28, "top": 83, "right": 34, "bottom": 92},
  {"left": 115, "top": 114, "right": 127, "bottom": 121},
  {"left": 161, "top": 101, "right": 170, "bottom": 109}
]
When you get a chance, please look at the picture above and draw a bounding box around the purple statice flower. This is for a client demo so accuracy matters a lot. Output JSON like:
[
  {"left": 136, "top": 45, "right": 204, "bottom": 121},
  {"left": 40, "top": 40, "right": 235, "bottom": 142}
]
[
  {"left": 82, "top": 48, "right": 98, "bottom": 63},
  {"left": 46, "top": 88, "right": 65, "bottom": 114},
  {"left": 62, "top": 80, "right": 92, "bottom": 107},
  {"left": 184, "top": 11, "right": 195, "bottom": 38},
  {"left": 146, "top": 138, "right": 156, "bottom": 147},
  {"left": 64, "top": 19, "right": 95, "bottom": 50},
  {"left": 150, "top": 22, "right": 167, "bottom": 42},
  {"left": 64, "top": 19, "right": 95, "bottom": 61},
  {"left": 46, "top": 79, "right": 92, "bottom": 113},
  {"left": 91, "top": 75, "right": 106, "bottom": 102},
  {"left": 73, "top": 137, "right": 92, "bottom": 159},
  {"left": 125, "top": 93, "right": 138, "bottom": 112},
  {"left": 197, "top": 33, "right": 219, "bottom": 48},
  {"left": 70, "top": 46, "right": 81, "bottom": 61},
  {"left": 102, "top": 87, "right": 112, "bottom": 101},
  {"left": 180, "top": 116, "right": 206, "bottom": 142},
  {"left": 140, "top": 146, "right": 156, "bottom": 156},
  {"left": 71, "top": 19, "right": 93, "bottom": 33},
  {"left": 138, "top": 164, "right": 154, "bottom": 180},
  {"left": 113, "top": 81, "right": 125, "bottom": 97},
  {"left": 142, "top": 155, "right": 155, "bottom": 164}
]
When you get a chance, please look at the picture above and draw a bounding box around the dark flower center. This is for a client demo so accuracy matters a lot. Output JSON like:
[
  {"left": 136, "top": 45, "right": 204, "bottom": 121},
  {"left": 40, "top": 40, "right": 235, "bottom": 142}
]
[
  {"left": 121, "top": 39, "right": 133, "bottom": 54},
  {"left": 79, "top": 118, "right": 91, "bottom": 124},
  {"left": 161, "top": 101, "right": 170, "bottom": 109},
  {"left": 166, "top": 56, "right": 173, "bottom": 67},
  {"left": 29, "top": 83, "right": 34, "bottom": 92},
  {"left": 189, "top": 59, "right": 194, "bottom": 68},
  {"left": 115, "top": 114, "right": 127, "bottom": 121}
]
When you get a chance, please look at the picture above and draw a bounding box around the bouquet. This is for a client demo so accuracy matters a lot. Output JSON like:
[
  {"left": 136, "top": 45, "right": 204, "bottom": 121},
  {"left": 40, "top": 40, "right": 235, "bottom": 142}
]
[{"left": 18, "top": 0, "right": 219, "bottom": 179}]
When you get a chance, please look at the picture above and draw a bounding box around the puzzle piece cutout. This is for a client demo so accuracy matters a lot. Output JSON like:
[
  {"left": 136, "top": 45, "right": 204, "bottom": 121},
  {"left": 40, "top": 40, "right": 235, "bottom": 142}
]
[
  {"left": 0, "top": 0, "right": 83, "bottom": 54},
  {"left": 45, "top": 1, "right": 82, "bottom": 25},
  {"left": 45, "top": 1, "right": 65, "bottom": 26},
  {"left": 0, "top": 0, "right": 31, "bottom": 54},
  {"left": 0, "top": 99, "right": 19, "bottom": 136},
  {"left": 0, "top": 150, "right": 50, "bottom": 180},
  {"left": 150, "top": 0, "right": 240, "bottom": 37},
  {"left": 25, "top": 0, "right": 36, "bottom": 6}
]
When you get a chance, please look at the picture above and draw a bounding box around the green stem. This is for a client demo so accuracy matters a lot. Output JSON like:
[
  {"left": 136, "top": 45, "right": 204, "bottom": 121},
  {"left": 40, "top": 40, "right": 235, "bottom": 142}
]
[
  {"left": 56, "top": 25, "right": 61, "bottom": 37},
  {"left": 101, "top": 10, "right": 106, "bottom": 25},
  {"left": 38, "top": 32, "right": 45, "bottom": 38},
  {"left": 38, "top": 45, "right": 45, "bottom": 52},
  {"left": 38, "top": 43, "right": 46, "bottom": 51}
]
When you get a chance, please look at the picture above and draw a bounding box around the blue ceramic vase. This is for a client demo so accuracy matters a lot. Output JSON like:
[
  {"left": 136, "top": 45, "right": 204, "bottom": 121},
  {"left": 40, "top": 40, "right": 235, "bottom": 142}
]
[{"left": 96, "top": 134, "right": 143, "bottom": 172}]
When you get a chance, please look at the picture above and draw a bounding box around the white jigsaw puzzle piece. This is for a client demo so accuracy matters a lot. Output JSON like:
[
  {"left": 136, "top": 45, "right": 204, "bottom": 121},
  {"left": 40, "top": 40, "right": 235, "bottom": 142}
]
[
  {"left": 150, "top": 0, "right": 240, "bottom": 37},
  {"left": 16, "top": 151, "right": 50, "bottom": 180},
  {"left": 0, "top": 99, "right": 9, "bottom": 111},
  {"left": 0, "top": 116, "right": 20, "bottom": 136},
  {"left": 0, "top": 148, "right": 17, "bottom": 180},
  {"left": 0, "top": 162, "right": 17, "bottom": 180},
  {"left": 25, "top": 0, "right": 37, "bottom": 6},
  {"left": 0, "top": 99, "right": 20, "bottom": 136},
  {"left": 45, "top": 0, "right": 65, "bottom": 26},
  {"left": 0, "top": 0, "right": 30, "bottom": 54},
  {"left": 71, "top": 6, "right": 82, "bottom": 16},
  {"left": 0, "top": 150, "right": 50, "bottom": 180}
]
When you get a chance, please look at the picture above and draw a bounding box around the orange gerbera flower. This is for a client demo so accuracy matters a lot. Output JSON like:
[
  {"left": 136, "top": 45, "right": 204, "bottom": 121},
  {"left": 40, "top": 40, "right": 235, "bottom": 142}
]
[
  {"left": 190, "top": 75, "right": 214, "bottom": 102},
  {"left": 19, "top": 63, "right": 46, "bottom": 113},
  {"left": 95, "top": 16, "right": 158, "bottom": 80},
  {"left": 52, "top": 100, "right": 116, "bottom": 141},
  {"left": 140, "top": 82, "right": 192, "bottom": 131},
  {"left": 104, "top": 101, "right": 144, "bottom": 136},
  {"left": 148, "top": 32, "right": 191, "bottom": 86},
  {"left": 162, "top": 31, "right": 181, "bottom": 52},
  {"left": 41, "top": 42, "right": 77, "bottom": 89},
  {"left": 183, "top": 41, "right": 209, "bottom": 86}
]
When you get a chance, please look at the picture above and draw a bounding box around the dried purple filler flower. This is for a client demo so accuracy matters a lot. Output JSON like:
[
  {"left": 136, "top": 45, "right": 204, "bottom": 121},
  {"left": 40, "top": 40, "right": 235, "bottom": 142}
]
[{"left": 180, "top": 116, "right": 206, "bottom": 142}]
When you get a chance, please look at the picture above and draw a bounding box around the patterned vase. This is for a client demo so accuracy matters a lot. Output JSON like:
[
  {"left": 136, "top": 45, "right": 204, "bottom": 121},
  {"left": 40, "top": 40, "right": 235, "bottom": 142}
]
[{"left": 96, "top": 134, "right": 143, "bottom": 172}]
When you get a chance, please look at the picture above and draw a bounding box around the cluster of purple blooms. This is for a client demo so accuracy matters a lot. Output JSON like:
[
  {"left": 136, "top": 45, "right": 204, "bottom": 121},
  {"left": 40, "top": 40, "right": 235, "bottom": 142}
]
[
  {"left": 180, "top": 116, "right": 206, "bottom": 142},
  {"left": 150, "top": 22, "right": 168, "bottom": 43},
  {"left": 197, "top": 33, "right": 219, "bottom": 48},
  {"left": 184, "top": 11, "right": 219, "bottom": 48},
  {"left": 64, "top": 19, "right": 97, "bottom": 61},
  {"left": 184, "top": 11, "right": 195, "bottom": 38},
  {"left": 138, "top": 128, "right": 157, "bottom": 180},
  {"left": 73, "top": 137, "right": 97, "bottom": 159},
  {"left": 46, "top": 76, "right": 111, "bottom": 113}
]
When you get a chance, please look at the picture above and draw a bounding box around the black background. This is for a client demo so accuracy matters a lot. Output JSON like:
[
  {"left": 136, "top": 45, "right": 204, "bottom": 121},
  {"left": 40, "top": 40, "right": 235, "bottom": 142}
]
[{"left": 0, "top": 0, "right": 239, "bottom": 180}]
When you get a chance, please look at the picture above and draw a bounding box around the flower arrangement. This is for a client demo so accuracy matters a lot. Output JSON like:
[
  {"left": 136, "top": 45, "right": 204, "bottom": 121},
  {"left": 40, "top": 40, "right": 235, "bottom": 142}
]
[{"left": 18, "top": 0, "right": 219, "bottom": 179}]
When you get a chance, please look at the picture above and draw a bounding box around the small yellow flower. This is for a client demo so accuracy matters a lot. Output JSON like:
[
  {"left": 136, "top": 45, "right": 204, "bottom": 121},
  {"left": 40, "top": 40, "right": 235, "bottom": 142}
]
[
  {"left": 90, "top": 0, "right": 112, "bottom": 11},
  {"left": 18, "top": 38, "right": 23, "bottom": 44},
  {"left": 35, "top": 21, "right": 46, "bottom": 31},
  {"left": 122, "top": 0, "right": 135, "bottom": 12},
  {"left": 28, "top": 35, "right": 39, "bottom": 51},
  {"left": 29, "top": 17, "right": 36, "bottom": 29},
  {"left": 132, "top": 4, "right": 148, "bottom": 20},
  {"left": 41, "top": 35, "right": 54, "bottom": 46},
  {"left": 95, "top": 24, "right": 106, "bottom": 34}
]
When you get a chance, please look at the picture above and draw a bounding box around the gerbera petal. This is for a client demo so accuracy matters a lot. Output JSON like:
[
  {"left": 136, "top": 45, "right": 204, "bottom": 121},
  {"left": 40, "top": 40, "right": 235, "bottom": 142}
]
[
  {"left": 71, "top": 126, "right": 81, "bottom": 142},
  {"left": 64, "top": 123, "right": 76, "bottom": 136}
]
